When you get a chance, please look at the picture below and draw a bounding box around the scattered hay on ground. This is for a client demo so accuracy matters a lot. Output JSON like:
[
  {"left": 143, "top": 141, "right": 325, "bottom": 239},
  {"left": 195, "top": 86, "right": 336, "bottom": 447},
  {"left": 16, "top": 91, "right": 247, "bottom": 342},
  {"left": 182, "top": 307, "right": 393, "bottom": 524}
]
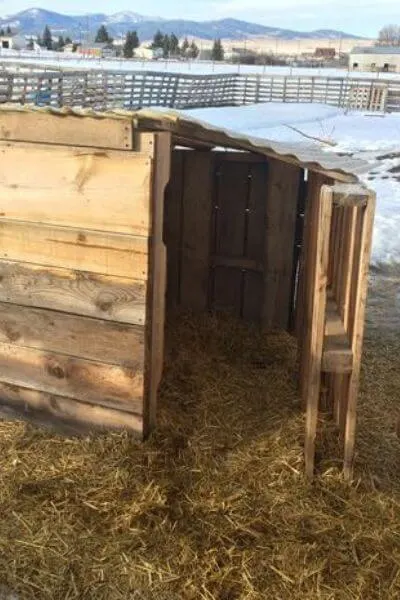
[{"left": 0, "top": 312, "right": 399, "bottom": 600}]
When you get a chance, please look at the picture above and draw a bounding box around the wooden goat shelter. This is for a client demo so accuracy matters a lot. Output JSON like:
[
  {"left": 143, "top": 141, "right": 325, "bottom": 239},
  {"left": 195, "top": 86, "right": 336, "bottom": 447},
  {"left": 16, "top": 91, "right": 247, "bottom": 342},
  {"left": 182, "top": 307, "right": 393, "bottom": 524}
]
[{"left": 0, "top": 106, "right": 375, "bottom": 477}]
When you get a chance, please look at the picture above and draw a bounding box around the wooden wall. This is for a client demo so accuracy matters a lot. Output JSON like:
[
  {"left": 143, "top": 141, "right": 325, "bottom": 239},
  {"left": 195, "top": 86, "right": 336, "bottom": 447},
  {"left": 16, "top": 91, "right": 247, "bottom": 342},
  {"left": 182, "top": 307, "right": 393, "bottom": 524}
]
[
  {"left": 0, "top": 111, "right": 169, "bottom": 436},
  {"left": 165, "top": 149, "right": 304, "bottom": 329}
]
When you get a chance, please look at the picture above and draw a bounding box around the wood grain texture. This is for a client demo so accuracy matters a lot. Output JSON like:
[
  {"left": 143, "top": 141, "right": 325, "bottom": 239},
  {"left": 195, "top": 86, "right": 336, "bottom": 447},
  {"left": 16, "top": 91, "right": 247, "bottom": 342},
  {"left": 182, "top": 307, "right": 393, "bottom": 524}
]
[
  {"left": 0, "top": 382, "right": 143, "bottom": 435},
  {"left": 0, "top": 142, "right": 152, "bottom": 235},
  {"left": 303, "top": 185, "right": 333, "bottom": 479},
  {"left": 0, "top": 342, "right": 144, "bottom": 413},
  {"left": 0, "top": 261, "right": 147, "bottom": 325},
  {"left": 0, "top": 112, "right": 134, "bottom": 150},
  {"left": 179, "top": 150, "right": 213, "bottom": 311},
  {"left": 263, "top": 159, "right": 302, "bottom": 330},
  {"left": 343, "top": 191, "right": 376, "bottom": 479},
  {"left": 144, "top": 132, "right": 171, "bottom": 436},
  {"left": 164, "top": 149, "right": 184, "bottom": 311},
  {"left": 0, "top": 302, "right": 145, "bottom": 365},
  {"left": 0, "top": 220, "right": 148, "bottom": 279}
]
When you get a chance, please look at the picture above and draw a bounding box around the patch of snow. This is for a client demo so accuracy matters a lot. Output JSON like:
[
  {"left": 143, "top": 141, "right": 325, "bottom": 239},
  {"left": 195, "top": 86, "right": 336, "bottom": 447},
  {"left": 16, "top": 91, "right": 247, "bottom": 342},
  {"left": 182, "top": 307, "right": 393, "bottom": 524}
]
[{"left": 185, "top": 103, "right": 400, "bottom": 267}]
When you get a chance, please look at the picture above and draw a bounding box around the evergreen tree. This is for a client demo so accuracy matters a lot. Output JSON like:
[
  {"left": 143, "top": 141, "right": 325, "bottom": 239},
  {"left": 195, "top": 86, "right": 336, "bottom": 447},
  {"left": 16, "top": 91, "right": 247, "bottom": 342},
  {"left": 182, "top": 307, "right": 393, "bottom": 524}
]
[
  {"left": 211, "top": 38, "right": 224, "bottom": 61},
  {"left": 181, "top": 37, "right": 189, "bottom": 56},
  {"left": 95, "top": 25, "right": 111, "bottom": 44},
  {"left": 123, "top": 31, "right": 139, "bottom": 58},
  {"left": 42, "top": 25, "right": 53, "bottom": 50},
  {"left": 152, "top": 29, "right": 164, "bottom": 49},
  {"left": 169, "top": 33, "right": 180, "bottom": 56},
  {"left": 162, "top": 34, "right": 170, "bottom": 58},
  {"left": 131, "top": 30, "right": 139, "bottom": 50},
  {"left": 188, "top": 40, "right": 199, "bottom": 59},
  {"left": 56, "top": 35, "right": 65, "bottom": 50},
  {"left": 6, "top": 26, "right": 12, "bottom": 35},
  {"left": 0, "top": 29, "right": 4, "bottom": 37},
  {"left": 65, "top": 36, "right": 73, "bottom": 45}
]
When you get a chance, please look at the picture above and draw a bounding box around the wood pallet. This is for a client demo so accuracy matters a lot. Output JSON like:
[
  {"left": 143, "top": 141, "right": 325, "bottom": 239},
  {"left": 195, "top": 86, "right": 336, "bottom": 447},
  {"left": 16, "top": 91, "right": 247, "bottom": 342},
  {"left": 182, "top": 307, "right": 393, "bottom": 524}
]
[{"left": 297, "top": 179, "right": 375, "bottom": 479}]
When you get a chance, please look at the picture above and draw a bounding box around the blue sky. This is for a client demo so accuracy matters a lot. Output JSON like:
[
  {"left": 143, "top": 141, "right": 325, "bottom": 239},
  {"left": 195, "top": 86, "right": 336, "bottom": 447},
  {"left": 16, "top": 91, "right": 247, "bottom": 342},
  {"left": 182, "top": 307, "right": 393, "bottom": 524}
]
[{"left": 0, "top": 0, "right": 397, "bottom": 37}]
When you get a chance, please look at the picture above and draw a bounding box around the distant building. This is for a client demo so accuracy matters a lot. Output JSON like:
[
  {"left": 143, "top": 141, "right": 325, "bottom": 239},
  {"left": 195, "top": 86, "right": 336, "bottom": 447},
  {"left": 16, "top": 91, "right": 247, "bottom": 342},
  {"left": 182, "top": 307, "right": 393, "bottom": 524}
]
[
  {"left": 315, "top": 47, "right": 336, "bottom": 59},
  {"left": 0, "top": 34, "right": 27, "bottom": 50},
  {"left": 63, "top": 43, "right": 75, "bottom": 53},
  {"left": 350, "top": 46, "right": 400, "bottom": 73},
  {"left": 135, "top": 46, "right": 163, "bottom": 60},
  {"left": 77, "top": 43, "right": 117, "bottom": 59}
]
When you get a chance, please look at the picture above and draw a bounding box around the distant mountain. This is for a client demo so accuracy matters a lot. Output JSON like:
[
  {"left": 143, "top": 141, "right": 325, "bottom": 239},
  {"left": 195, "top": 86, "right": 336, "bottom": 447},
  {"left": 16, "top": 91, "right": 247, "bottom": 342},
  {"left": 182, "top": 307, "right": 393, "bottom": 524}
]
[{"left": 0, "top": 9, "right": 364, "bottom": 41}]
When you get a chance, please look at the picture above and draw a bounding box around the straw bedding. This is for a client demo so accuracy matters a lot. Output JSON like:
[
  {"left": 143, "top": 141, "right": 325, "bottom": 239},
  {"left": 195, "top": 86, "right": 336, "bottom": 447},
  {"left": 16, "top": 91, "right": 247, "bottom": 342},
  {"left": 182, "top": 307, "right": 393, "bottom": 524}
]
[{"left": 0, "top": 312, "right": 399, "bottom": 600}]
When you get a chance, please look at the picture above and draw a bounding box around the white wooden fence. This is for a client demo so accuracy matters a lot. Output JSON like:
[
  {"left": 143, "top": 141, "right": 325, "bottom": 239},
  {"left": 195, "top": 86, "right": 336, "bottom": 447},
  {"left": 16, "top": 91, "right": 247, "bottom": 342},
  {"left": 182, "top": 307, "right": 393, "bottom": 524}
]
[{"left": 0, "top": 65, "right": 398, "bottom": 112}]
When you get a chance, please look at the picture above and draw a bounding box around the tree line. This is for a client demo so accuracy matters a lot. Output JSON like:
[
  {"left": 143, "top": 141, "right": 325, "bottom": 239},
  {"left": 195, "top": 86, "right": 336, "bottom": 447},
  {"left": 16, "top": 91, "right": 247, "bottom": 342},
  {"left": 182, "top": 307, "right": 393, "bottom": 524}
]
[{"left": 28, "top": 24, "right": 225, "bottom": 61}]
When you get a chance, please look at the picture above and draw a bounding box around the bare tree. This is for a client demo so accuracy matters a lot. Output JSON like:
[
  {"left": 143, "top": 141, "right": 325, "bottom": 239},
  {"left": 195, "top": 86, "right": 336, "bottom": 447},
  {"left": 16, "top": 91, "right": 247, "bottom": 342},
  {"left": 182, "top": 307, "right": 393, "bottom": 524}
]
[{"left": 378, "top": 24, "right": 400, "bottom": 46}]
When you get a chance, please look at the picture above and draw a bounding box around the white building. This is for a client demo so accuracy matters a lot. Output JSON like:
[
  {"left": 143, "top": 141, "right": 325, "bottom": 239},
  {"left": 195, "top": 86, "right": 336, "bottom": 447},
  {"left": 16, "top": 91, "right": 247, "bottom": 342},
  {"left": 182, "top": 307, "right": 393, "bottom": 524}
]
[
  {"left": 0, "top": 34, "right": 27, "bottom": 50},
  {"left": 350, "top": 46, "right": 400, "bottom": 73},
  {"left": 135, "top": 46, "right": 163, "bottom": 60}
]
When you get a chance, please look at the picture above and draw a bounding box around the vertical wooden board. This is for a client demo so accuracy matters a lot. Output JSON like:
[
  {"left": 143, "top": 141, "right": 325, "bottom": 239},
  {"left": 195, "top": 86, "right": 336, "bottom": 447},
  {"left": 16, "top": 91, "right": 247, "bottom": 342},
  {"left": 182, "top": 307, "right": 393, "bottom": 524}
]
[
  {"left": 164, "top": 149, "right": 184, "bottom": 311},
  {"left": 144, "top": 132, "right": 171, "bottom": 437},
  {"left": 343, "top": 192, "right": 376, "bottom": 478},
  {"left": 262, "top": 159, "right": 303, "bottom": 331},
  {"left": 212, "top": 267, "right": 242, "bottom": 315},
  {"left": 214, "top": 159, "right": 249, "bottom": 257},
  {"left": 243, "top": 271, "right": 264, "bottom": 322},
  {"left": 298, "top": 172, "right": 332, "bottom": 400},
  {"left": 179, "top": 150, "right": 214, "bottom": 311},
  {"left": 246, "top": 161, "right": 269, "bottom": 261},
  {"left": 303, "top": 186, "right": 333, "bottom": 479}
]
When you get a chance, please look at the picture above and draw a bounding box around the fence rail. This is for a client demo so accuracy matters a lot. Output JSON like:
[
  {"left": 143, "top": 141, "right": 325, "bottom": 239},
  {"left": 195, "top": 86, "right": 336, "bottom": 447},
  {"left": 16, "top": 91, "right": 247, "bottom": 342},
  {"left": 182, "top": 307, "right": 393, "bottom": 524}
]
[{"left": 0, "top": 65, "right": 399, "bottom": 112}]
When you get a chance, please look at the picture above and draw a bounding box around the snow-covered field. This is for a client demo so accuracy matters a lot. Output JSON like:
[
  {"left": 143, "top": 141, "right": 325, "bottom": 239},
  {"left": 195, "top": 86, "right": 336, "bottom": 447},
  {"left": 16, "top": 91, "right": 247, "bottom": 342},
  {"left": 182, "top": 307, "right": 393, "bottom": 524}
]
[
  {"left": 186, "top": 103, "right": 400, "bottom": 267},
  {"left": 0, "top": 54, "right": 399, "bottom": 80}
]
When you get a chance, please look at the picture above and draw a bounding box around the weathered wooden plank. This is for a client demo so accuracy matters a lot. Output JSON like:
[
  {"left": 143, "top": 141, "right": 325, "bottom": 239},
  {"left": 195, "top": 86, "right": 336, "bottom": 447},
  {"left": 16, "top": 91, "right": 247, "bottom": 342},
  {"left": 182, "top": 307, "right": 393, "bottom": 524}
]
[
  {"left": 243, "top": 271, "right": 264, "bottom": 322},
  {"left": 211, "top": 158, "right": 250, "bottom": 316},
  {"left": 144, "top": 132, "right": 171, "bottom": 436},
  {"left": 303, "top": 185, "right": 333, "bottom": 479},
  {"left": 0, "top": 220, "right": 148, "bottom": 279},
  {"left": 297, "top": 173, "right": 332, "bottom": 395},
  {"left": 246, "top": 161, "right": 268, "bottom": 263},
  {"left": 0, "top": 342, "right": 144, "bottom": 413},
  {"left": 0, "top": 261, "right": 146, "bottom": 325},
  {"left": 0, "top": 302, "right": 144, "bottom": 365},
  {"left": 0, "top": 111, "right": 134, "bottom": 150},
  {"left": 0, "top": 142, "right": 152, "bottom": 235},
  {"left": 343, "top": 191, "right": 376, "bottom": 479},
  {"left": 0, "top": 382, "right": 143, "bottom": 435},
  {"left": 323, "top": 299, "right": 353, "bottom": 374},
  {"left": 331, "top": 183, "right": 369, "bottom": 207},
  {"left": 179, "top": 150, "right": 213, "bottom": 311},
  {"left": 214, "top": 159, "right": 249, "bottom": 258},
  {"left": 212, "top": 266, "right": 242, "bottom": 315},
  {"left": 164, "top": 149, "right": 184, "bottom": 311},
  {"left": 337, "top": 207, "right": 357, "bottom": 330},
  {"left": 263, "top": 159, "right": 302, "bottom": 330}
]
